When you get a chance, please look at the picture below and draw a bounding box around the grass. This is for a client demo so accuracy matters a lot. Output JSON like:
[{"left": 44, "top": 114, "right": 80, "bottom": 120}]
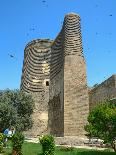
[{"left": 3, "top": 141, "right": 115, "bottom": 155}]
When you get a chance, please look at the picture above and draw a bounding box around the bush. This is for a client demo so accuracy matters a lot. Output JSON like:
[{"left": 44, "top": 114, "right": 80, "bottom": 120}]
[
  {"left": 12, "top": 132, "right": 24, "bottom": 155},
  {"left": 85, "top": 101, "right": 116, "bottom": 152},
  {"left": 0, "top": 133, "right": 4, "bottom": 153},
  {"left": 39, "top": 135, "right": 55, "bottom": 155}
]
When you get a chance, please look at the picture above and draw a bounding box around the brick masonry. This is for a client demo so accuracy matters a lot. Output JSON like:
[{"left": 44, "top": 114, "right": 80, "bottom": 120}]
[
  {"left": 48, "top": 13, "right": 89, "bottom": 137},
  {"left": 21, "top": 13, "right": 89, "bottom": 137},
  {"left": 20, "top": 39, "right": 52, "bottom": 137}
]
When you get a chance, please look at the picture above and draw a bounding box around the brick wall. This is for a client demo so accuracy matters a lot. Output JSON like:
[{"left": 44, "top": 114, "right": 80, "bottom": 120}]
[{"left": 89, "top": 75, "right": 116, "bottom": 110}]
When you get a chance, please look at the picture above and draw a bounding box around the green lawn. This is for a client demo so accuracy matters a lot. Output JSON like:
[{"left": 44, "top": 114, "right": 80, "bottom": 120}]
[{"left": 4, "top": 141, "right": 115, "bottom": 155}]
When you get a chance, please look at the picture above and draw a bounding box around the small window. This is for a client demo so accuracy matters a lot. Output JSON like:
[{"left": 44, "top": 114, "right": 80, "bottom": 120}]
[{"left": 46, "top": 81, "right": 49, "bottom": 86}]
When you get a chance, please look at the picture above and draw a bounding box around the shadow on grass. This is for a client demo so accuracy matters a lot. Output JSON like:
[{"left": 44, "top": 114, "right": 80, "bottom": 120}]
[
  {"left": 56, "top": 146, "right": 115, "bottom": 155},
  {"left": 75, "top": 150, "right": 115, "bottom": 155}
]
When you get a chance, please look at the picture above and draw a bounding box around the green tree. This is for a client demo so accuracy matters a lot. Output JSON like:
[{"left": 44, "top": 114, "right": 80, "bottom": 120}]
[
  {"left": 85, "top": 101, "right": 116, "bottom": 151},
  {"left": 0, "top": 102, "right": 18, "bottom": 130},
  {"left": 0, "top": 90, "right": 34, "bottom": 132}
]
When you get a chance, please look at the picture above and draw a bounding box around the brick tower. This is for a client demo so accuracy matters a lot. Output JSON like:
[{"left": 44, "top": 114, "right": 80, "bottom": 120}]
[
  {"left": 21, "top": 13, "right": 89, "bottom": 137},
  {"left": 20, "top": 39, "right": 52, "bottom": 137},
  {"left": 48, "top": 13, "right": 89, "bottom": 137}
]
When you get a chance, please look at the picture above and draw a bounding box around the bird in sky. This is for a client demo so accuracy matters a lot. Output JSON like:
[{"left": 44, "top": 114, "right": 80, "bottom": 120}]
[
  {"left": 42, "top": 0, "right": 46, "bottom": 3},
  {"left": 95, "top": 4, "right": 98, "bottom": 7},
  {"left": 108, "top": 32, "right": 112, "bottom": 35},
  {"left": 26, "top": 33, "right": 29, "bottom": 36},
  {"left": 26, "top": 27, "right": 36, "bottom": 36},
  {"left": 96, "top": 32, "right": 98, "bottom": 35},
  {"left": 8, "top": 54, "right": 15, "bottom": 58},
  {"left": 29, "top": 28, "right": 35, "bottom": 31}
]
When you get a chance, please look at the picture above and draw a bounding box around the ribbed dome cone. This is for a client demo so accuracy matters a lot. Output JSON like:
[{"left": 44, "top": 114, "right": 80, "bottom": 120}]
[{"left": 63, "top": 12, "right": 83, "bottom": 57}]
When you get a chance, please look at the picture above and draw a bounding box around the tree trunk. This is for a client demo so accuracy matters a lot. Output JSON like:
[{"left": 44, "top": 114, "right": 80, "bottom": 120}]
[
  {"left": 111, "top": 141, "right": 116, "bottom": 152},
  {"left": 12, "top": 149, "right": 18, "bottom": 155}
]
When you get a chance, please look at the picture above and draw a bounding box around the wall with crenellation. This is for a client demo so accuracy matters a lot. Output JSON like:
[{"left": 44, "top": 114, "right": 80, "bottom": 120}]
[{"left": 89, "top": 74, "right": 116, "bottom": 110}]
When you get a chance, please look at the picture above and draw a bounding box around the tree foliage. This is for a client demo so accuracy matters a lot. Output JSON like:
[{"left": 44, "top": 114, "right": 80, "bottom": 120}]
[
  {"left": 0, "top": 90, "right": 34, "bottom": 132},
  {"left": 85, "top": 101, "right": 116, "bottom": 151}
]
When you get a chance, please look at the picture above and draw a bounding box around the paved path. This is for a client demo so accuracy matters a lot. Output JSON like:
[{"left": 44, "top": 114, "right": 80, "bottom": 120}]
[{"left": 25, "top": 137, "right": 109, "bottom": 151}]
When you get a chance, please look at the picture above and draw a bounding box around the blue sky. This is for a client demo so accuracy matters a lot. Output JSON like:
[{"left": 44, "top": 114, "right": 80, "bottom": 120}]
[{"left": 0, "top": 0, "right": 116, "bottom": 90}]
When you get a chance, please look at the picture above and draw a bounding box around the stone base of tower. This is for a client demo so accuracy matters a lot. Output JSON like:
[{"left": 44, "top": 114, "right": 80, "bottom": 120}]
[{"left": 24, "top": 92, "right": 48, "bottom": 138}]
